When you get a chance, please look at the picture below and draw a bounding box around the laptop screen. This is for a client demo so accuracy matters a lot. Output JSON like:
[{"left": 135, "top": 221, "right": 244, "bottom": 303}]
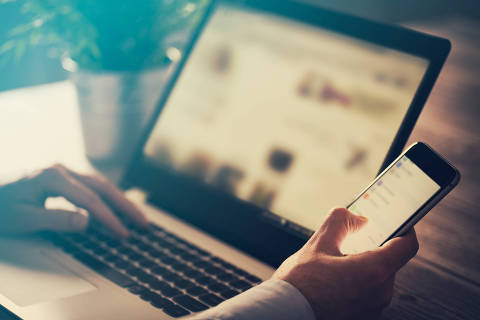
[{"left": 142, "top": 4, "right": 429, "bottom": 232}]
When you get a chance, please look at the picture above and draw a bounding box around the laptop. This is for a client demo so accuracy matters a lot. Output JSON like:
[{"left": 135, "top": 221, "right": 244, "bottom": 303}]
[{"left": 0, "top": 0, "right": 450, "bottom": 319}]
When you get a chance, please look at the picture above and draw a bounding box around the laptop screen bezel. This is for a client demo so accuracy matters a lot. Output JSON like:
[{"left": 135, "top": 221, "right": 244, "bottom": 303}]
[{"left": 122, "top": 0, "right": 451, "bottom": 267}]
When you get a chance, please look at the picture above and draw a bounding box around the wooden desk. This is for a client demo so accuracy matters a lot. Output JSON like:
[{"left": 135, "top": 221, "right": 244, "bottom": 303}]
[
  {"left": 382, "top": 18, "right": 480, "bottom": 320},
  {"left": 0, "top": 18, "right": 478, "bottom": 320}
]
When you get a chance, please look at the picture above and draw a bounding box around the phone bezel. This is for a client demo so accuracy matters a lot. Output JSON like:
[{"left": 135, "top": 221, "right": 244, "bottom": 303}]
[
  {"left": 406, "top": 142, "right": 458, "bottom": 188},
  {"left": 347, "top": 142, "right": 460, "bottom": 246}
]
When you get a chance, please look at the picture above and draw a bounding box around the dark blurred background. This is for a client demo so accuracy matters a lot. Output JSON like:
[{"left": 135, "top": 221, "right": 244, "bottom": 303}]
[{"left": 1, "top": 0, "right": 479, "bottom": 92}]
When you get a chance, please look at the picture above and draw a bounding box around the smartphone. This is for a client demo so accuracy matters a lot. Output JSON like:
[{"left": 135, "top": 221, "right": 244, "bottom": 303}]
[{"left": 340, "top": 142, "right": 460, "bottom": 254}]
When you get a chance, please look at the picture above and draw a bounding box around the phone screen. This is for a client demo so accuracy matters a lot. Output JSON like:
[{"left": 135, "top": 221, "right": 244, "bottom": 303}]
[{"left": 341, "top": 155, "right": 441, "bottom": 254}]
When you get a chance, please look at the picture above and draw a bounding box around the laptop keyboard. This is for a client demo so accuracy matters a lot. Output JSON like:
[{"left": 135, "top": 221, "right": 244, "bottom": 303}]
[{"left": 46, "top": 223, "right": 262, "bottom": 318}]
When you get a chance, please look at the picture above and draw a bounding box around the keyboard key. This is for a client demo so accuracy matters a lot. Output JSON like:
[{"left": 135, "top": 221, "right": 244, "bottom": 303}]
[
  {"left": 209, "top": 257, "right": 223, "bottom": 264},
  {"left": 174, "top": 278, "right": 195, "bottom": 289},
  {"left": 192, "top": 260, "right": 214, "bottom": 270},
  {"left": 117, "top": 247, "right": 137, "bottom": 257},
  {"left": 186, "top": 286, "right": 208, "bottom": 296},
  {"left": 161, "top": 271, "right": 178, "bottom": 282},
  {"left": 159, "top": 256, "right": 178, "bottom": 265},
  {"left": 102, "top": 253, "right": 118, "bottom": 263},
  {"left": 168, "top": 247, "right": 188, "bottom": 256},
  {"left": 126, "top": 283, "right": 144, "bottom": 293},
  {"left": 149, "top": 279, "right": 170, "bottom": 290},
  {"left": 137, "top": 272, "right": 157, "bottom": 284},
  {"left": 126, "top": 251, "right": 143, "bottom": 261},
  {"left": 105, "top": 239, "right": 121, "bottom": 248},
  {"left": 170, "top": 262, "right": 192, "bottom": 272},
  {"left": 164, "top": 236, "right": 180, "bottom": 246},
  {"left": 181, "top": 241, "right": 197, "bottom": 250},
  {"left": 179, "top": 252, "right": 198, "bottom": 262},
  {"left": 109, "top": 255, "right": 125, "bottom": 265},
  {"left": 196, "top": 276, "right": 217, "bottom": 286},
  {"left": 150, "top": 295, "right": 171, "bottom": 309},
  {"left": 148, "top": 249, "right": 168, "bottom": 259},
  {"left": 59, "top": 241, "right": 81, "bottom": 253},
  {"left": 192, "top": 247, "right": 210, "bottom": 257},
  {"left": 219, "top": 261, "right": 236, "bottom": 270},
  {"left": 184, "top": 269, "right": 203, "bottom": 279},
  {"left": 170, "top": 274, "right": 185, "bottom": 283},
  {"left": 220, "top": 289, "right": 240, "bottom": 299},
  {"left": 208, "top": 282, "right": 230, "bottom": 293},
  {"left": 171, "top": 236, "right": 190, "bottom": 246},
  {"left": 127, "top": 238, "right": 143, "bottom": 246},
  {"left": 135, "top": 288, "right": 154, "bottom": 300},
  {"left": 136, "top": 242, "right": 154, "bottom": 252},
  {"left": 145, "top": 233, "right": 160, "bottom": 242},
  {"left": 81, "top": 240, "right": 100, "bottom": 251},
  {"left": 137, "top": 288, "right": 166, "bottom": 305},
  {"left": 240, "top": 284, "right": 252, "bottom": 291},
  {"left": 231, "top": 267, "right": 249, "bottom": 277},
  {"left": 162, "top": 304, "right": 190, "bottom": 318},
  {"left": 230, "top": 280, "right": 251, "bottom": 290},
  {"left": 173, "top": 295, "right": 208, "bottom": 312},
  {"left": 150, "top": 265, "right": 168, "bottom": 275},
  {"left": 138, "top": 258, "right": 156, "bottom": 269},
  {"left": 125, "top": 266, "right": 144, "bottom": 277},
  {"left": 216, "top": 272, "right": 238, "bottom": 282},
  {"left": 92, "top": 232, "right": 112, "bottom": 242},
  {"left": 151, "top": 224, "right": 165, "bottom": 232},
  {"left": 198, "top": 293, "right": 225, "bottom": 307},
  {"left": 155, "top": 238, "right": 174, "bottom": 248},
  {"left": 114, "top": 258, "right": 131, "bottom": 270},
  {"left": 73, "top": 252, "right": 135, "bottom": 287},
  {"left": 204, "top": 266, "right": 223, "bottom": 275},
  {"left": 178, "top": 266, "right": 195, "bottom": 275},
  {"left": 160, "top": 286, "right": 182, "bottom": 298},
  {"left": 92, "top": 246, "right": 108, "bottom": 256},
  {"left": 244, "top": 274, "right": 262, "bottom": 284}
]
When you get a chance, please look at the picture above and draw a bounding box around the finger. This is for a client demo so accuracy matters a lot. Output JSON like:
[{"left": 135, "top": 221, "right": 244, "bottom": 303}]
[
  {"left": 353, "top": 229, "right": 418, "bottom": 281},
  {"left": 36, "top": 166, "right": 129, "bottom": 238},
  {"left": 30, "top": 206, "right": 89, "bottom": 233},
  {"left": 375, "top": 229, "right": 419, "bottom": 273},
  {"left": 310, "top": 207, "right": 368, "bottom": 254},
  {"left": 65, "top": 169, "right": 148, "bottom": 228},
  {"left": 348, "top": 273, "right": 395, "bottom": 319},
  {"left": 3, "top": 205, "right": 89, "bottom": 234}
]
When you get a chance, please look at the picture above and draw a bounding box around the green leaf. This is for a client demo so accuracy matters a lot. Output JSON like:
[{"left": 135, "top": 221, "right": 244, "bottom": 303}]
[
  {"left": 0, "top": 40, "right": 15, "bottom": 55},
  {"left": 14, "top": 39, "right": 27, "bottom": 62},
  {"left": 0, "top": 0, "right": 211, "bottom": 70}
]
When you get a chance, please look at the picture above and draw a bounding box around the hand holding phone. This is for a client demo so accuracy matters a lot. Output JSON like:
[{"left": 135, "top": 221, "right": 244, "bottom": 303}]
[{"left": 341, "top": 142, "right": 460, "bottom": 254}]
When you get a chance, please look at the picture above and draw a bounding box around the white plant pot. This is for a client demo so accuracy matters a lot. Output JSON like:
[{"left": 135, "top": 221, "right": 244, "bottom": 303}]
[{"left": 65, "top": 61, "right": 174, "bottom": 165}]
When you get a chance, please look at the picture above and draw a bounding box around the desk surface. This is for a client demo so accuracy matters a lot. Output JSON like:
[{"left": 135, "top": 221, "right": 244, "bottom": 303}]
[{"left": 0, "top": 17, "right": 479, "bottom": 320}]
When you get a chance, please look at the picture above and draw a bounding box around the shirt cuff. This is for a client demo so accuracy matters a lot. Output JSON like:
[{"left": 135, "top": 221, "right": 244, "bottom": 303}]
[{"left": 190, "top": 279, "right": 315, "bottom": 320}]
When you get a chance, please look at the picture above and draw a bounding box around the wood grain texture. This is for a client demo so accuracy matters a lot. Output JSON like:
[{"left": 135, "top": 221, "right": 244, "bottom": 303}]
[
  {"left": 383, "top": 259, "right": 480, "bottom": 320},
  {"left": 382, "top": 17, "right": 480, "bottom": 319}
]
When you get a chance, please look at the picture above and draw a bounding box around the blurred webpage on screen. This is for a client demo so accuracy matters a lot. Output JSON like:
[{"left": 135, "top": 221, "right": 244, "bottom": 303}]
[{"left": 144, "top": 6, "right": 428, "bottom": 231}]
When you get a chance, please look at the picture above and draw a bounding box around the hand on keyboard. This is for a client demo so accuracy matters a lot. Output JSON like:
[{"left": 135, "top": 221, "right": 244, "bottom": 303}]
[{"left": 0, "top": 164, "right": 148, "bottom": 238}]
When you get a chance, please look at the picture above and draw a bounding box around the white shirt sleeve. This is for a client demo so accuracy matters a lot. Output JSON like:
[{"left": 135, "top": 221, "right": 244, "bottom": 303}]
[{"left": 190, "top": 279, "right": 315, "bottom": 320}]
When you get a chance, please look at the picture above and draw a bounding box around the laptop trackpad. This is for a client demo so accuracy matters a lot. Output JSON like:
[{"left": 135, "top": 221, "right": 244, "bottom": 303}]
[{"left": 0, "top": 239, "right": 96, "bottom": 307}]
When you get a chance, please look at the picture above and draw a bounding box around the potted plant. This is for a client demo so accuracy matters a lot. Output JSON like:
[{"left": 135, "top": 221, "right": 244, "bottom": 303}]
[{"left": 0, "top": 0, "right": 209, "bottom": 164}]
